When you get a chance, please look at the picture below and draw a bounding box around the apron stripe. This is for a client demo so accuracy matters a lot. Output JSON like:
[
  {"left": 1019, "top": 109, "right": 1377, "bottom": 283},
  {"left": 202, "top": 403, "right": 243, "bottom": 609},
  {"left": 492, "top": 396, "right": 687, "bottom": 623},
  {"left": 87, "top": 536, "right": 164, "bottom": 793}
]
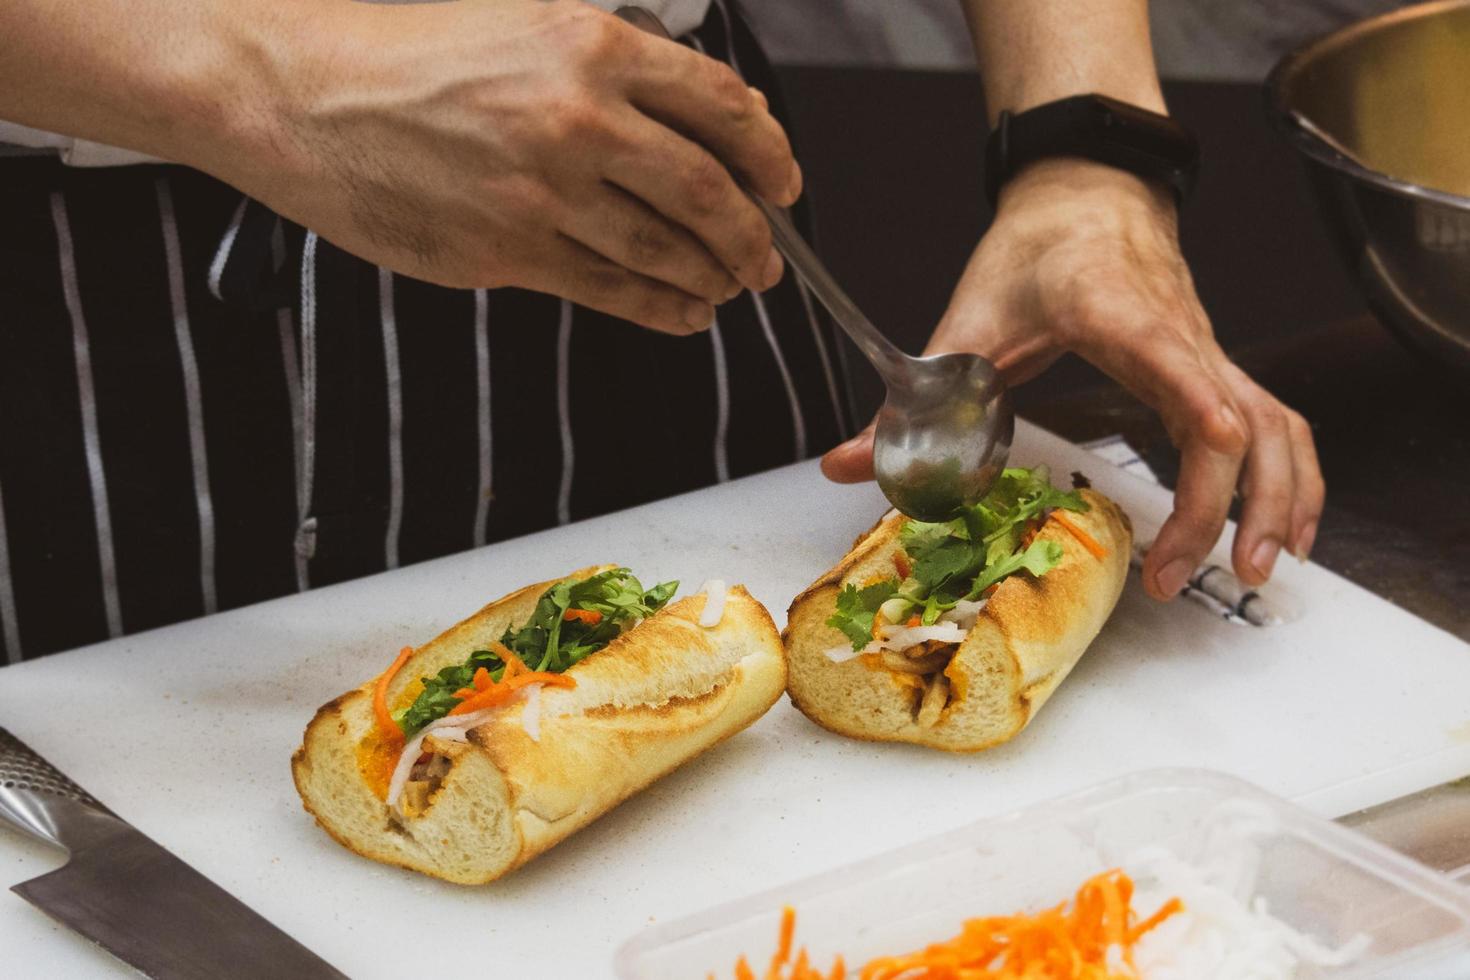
[
  {"left": 796, "top": 278, "right": 849, "bottom": 439},
  {"left": 294, "top": 230, "right": 321, "bottom": 591},
  {"left": 206, "top": 196, "right": 248, "bottom": 302},
  {"left": 709, "top": 0, "right": 745, "bottom": 78},
  {"left": 749, "top": 289, "right": 808, "bottom": 461},
  {"left": 709, "top": 315, "right": 732, "bottom": 482},
  {"left": 50, "top": 190, "right": 124, "bottom": 638},
  {"left": 0, "top": 476, "right": 21, "bottom": 663},
  {"left": 272, "top": 221, "right": 306, "bottom": 568},
  {"left": 378, "top": 267, "right": 404, "bottom": 570},
  {"left": 472, "top": 288, "right": 493, "bottom": 547},
  {"left": 555, "top": 299, "right": 575, "bottom": 526},
  {"left": 155, "top": 178, "right": 219, "bottom": 615},
  {"left": 698, "top": 10, "right": 848, "bottom": 445}
]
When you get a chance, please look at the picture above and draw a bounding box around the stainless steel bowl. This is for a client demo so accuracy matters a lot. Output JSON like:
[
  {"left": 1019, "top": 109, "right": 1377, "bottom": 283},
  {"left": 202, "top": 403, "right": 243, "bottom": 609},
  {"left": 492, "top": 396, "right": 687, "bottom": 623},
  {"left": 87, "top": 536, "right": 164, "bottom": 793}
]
[{"left": 1266, "top": 1, "right": 1470, "bottom": 371}]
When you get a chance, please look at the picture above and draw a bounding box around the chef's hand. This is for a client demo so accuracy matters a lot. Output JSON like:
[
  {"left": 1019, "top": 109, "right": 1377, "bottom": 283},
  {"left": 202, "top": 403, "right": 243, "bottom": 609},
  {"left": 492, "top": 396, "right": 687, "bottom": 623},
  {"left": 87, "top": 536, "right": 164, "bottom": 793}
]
[
  {"left": 822, "top": 159, "right": 1324, "bottom": 599},
  {"left": 213, "top": 0, "right": 795, "bottom": 334}
]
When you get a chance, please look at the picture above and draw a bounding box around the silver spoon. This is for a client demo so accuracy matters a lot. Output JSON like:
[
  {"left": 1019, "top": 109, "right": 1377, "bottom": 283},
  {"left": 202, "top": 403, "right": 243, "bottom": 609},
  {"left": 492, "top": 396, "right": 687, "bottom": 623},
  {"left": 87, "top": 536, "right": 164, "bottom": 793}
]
[{"left": 616, "top": 7, "right": 1013, "bottom": 520}]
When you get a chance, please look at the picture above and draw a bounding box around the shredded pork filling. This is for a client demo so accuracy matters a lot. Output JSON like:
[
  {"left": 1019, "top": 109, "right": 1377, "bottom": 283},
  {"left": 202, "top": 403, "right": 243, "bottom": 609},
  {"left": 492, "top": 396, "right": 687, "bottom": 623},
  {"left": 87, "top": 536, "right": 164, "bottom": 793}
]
[
  {"left": 401, "top": 752, "right": 454, "bottom": 816},
  {"left": 883, "top": 639, "right": 959, "bottom": 726}
]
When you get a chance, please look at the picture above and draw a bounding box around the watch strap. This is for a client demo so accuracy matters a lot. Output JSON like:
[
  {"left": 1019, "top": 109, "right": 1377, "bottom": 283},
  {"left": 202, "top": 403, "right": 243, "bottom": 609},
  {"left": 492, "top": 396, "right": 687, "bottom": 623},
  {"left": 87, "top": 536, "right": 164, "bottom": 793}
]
[{"left": 984, "top": 94, "right": 1200, "bottom": 209}]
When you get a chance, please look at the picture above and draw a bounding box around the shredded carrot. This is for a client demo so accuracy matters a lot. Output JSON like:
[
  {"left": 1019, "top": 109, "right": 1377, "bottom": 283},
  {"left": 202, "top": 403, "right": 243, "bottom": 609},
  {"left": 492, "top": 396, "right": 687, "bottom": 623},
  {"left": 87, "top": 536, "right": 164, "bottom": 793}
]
[
  {"left": 905, "top": 615, "right": 922, "bottom": 628},
  {"left": 563, "top": 607, "right": 603, "bottom": 625},
  {"left": 1050, "top": 511, "right": 1108, "bottom": 560},
  {"left": 892, "top": 553, "right": 912, "bottom": 579},
  {"left": 775, "top": 906, "right": 796, "bottom": 965},
  {"left": 448, "top": 672, "right": 575, "bottom": 716},
  {"left": 720, "top": 870, "right": 1183, "bottom": 980},
  {"left": 1128, "top": 896, "right": 1183, "bottom": 943},
  {"left": 372, "top": 646, "right": 414, "bottom": 743},
  {"left": 493, "top": 642, "right": 528, "bottom": 679},
  {"left": 871, "top": 608, "right": 885, "bottom": 640}
]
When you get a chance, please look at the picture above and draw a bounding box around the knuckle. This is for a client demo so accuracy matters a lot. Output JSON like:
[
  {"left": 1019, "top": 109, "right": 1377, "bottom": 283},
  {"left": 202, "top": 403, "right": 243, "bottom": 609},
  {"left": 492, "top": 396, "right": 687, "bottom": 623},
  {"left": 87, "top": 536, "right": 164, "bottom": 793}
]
[
  {"left": 730, "top": 213, "right": 771, "bottom": 266},
  {"left": 625, "top": 222, "right": 672, "bottom": 267},
  {"left": 568, "top": 12, "right": 626, "bottom": 67},
  {"left": 633, "top": 289, "right": 679, "bottom": 331},
  {"left": 700, "top": 266, "right": 732, "bottom": 298},
  {"left": 551, "top": 96, "right": 605, "bottom": 144},
  {"left": 1244, "top": 480, "right": 1293, "bottom": 515},
  {"left": 681, "top": 157, "right": 730, "bottom": 216},
  {"left": 708, "top": 63, "right": 750, "bottom": 117},
  {"left": 1302, "top": 468, "right": 1327, "bottom": 508},
  {"left": 1253, "top": 402, "right": 1290, "bottom": 437},
  {"left": 1286, "top": 409, "right": 1314, "bottom": 441},
  {"left": 1180, "top": 510, "right": 1227, "bottom": 545},
  {"left": 572, "top": 248, "right": 624, "bottom": 297}
]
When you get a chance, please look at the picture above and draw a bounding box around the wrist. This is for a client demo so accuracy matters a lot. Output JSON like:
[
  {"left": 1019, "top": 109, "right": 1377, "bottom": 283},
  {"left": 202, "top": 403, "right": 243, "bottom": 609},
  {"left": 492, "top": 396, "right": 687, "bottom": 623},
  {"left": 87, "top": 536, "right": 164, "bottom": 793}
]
[
  {"left": 175, "top": 0, "right": 342, "bottom": 196},
  {"left": 997, "top": 158, "right": 1178, "bottom": 228}
]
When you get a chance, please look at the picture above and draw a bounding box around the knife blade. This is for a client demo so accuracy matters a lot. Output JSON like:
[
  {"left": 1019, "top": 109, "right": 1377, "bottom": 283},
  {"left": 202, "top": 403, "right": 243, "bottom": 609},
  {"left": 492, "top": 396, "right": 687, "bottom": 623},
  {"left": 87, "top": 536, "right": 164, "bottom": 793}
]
[{"left": 1, "top": 727, "right": 346, "bottom": 979}]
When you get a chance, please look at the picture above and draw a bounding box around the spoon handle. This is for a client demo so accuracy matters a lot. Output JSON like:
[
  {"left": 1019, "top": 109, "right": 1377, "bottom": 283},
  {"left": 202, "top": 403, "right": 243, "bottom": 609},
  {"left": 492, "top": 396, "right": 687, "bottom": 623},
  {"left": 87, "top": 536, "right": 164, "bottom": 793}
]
[{"left": 750, "top": 196, "right": 911, "bottom": 381}]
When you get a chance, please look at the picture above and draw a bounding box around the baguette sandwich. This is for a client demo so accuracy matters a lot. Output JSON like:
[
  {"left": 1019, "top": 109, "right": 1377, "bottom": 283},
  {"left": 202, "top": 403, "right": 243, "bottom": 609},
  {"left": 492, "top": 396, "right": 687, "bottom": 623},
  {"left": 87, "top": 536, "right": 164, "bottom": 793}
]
[
  {"left": 784, "top": 467, "right": 1131, "bottom": 752},
  {"left": 292, "top": 566, "right": 785, "bottom": 884}
]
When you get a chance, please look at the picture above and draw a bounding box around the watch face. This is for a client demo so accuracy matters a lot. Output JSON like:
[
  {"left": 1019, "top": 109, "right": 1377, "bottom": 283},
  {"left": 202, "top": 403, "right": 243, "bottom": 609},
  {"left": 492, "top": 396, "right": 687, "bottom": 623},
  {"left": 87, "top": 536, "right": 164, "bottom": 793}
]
[{"left": 1079, "top": 96, "right": 1192, "bottom": 158}]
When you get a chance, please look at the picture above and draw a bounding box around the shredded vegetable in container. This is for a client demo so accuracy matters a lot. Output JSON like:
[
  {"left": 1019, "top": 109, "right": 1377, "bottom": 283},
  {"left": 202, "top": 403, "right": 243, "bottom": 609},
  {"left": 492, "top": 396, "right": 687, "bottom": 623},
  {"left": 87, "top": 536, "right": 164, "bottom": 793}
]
[{"left": 713, "top": 810, "right": 1369, "bottom": 980}]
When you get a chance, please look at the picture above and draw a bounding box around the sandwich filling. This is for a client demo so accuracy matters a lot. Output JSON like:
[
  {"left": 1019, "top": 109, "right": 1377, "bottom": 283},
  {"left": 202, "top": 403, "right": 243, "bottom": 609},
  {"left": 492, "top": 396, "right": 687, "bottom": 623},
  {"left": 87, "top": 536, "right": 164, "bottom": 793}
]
[
  {"left": 360, "top": 568, "right": 677, "bottom": 814},
  {"left": 825, "top": 466, "right": 1106, "bottom": 727}
]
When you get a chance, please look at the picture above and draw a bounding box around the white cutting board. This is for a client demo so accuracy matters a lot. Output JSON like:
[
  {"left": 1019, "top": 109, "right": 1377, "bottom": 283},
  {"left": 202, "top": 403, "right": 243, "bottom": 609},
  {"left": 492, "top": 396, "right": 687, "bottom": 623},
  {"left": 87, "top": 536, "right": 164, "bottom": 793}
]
[{"left": 3, "top": 420, "right": 1469, "bottom": 979}]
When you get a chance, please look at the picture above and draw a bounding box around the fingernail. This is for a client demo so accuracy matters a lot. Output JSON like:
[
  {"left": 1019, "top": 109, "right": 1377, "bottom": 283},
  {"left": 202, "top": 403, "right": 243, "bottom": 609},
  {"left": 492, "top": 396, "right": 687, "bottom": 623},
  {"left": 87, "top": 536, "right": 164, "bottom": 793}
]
[
  {"left": 760, "top": 249, "right": 783, "bottom": 290},
  {"left": 1293, "top": 521, "right": 1318, "bottom": 563},
  {"left": 724, "top": 280, "right": 742, "bottom": 301},
  {"left": 1155, "top": 558, "right": 1193, "bottom": 598},
  {"left": 685, "top": 300, "right": 714, "bottom": 331},
  {"left": 1250, "top": 537, "right": 1281, "bottom": 580}
]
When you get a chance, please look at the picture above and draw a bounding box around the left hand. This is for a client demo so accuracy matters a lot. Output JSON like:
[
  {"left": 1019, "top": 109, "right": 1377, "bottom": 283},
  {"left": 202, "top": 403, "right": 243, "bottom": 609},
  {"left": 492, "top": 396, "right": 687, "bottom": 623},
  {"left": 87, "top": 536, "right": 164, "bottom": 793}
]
[{"left": 822, "top": 159, "right": 1324, "bottom": 601}]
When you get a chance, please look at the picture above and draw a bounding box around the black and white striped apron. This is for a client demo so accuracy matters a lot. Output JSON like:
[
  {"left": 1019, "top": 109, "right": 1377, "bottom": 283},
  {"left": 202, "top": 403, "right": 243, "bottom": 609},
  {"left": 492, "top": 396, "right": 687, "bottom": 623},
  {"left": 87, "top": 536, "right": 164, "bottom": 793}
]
[{"left": 0, "top": 0, "right": 851, "bottom": 662}]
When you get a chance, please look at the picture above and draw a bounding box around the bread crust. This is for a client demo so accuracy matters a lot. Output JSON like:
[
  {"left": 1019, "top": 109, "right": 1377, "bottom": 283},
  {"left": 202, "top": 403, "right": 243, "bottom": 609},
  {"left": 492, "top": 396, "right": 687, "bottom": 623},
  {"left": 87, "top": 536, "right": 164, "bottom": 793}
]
[
  {"left": 784, "top": 489, "right": 1132, "bottom": 752},
  {"left": 292, "top": 568, "right": 786, "bottom": 884}
]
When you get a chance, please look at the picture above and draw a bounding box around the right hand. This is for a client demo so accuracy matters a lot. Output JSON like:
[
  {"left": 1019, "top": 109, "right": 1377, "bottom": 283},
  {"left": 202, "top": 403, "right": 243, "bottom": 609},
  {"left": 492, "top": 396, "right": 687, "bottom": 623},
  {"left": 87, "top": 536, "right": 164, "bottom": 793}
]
[{"left": 209, "top": 0, "right": 798, "bottom": 334}]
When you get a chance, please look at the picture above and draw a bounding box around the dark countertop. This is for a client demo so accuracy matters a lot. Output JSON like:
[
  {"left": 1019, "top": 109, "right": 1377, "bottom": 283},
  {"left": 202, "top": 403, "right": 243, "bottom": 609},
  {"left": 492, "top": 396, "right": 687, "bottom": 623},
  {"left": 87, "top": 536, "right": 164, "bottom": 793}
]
[{"left": 776, "top": 67, "right": 1470, "bottom": 640}]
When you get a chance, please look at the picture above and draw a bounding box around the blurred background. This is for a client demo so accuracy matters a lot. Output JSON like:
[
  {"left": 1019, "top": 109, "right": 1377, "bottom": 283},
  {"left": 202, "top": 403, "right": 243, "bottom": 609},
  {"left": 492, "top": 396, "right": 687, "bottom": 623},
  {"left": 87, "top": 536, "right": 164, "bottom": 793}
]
[{"left": 742, "top": 0, "right": 1408, "bottom": 76}]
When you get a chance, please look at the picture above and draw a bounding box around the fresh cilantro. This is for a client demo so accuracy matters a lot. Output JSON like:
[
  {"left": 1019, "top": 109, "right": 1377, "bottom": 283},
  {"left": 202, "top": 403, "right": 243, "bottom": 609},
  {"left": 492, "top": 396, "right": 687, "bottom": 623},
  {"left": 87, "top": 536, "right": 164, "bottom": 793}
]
[
  {"left": 970, "top": 538, "right": 1065, "bottom": 595},
  {"left": 395, "top": 568, "right": 676, "bottom": 736},
  {"left": 826, "top": 580, "right": 899, "bottom": 650},
  {"left": 829, "top": 467, "right": 1088, "bottom": 650}
]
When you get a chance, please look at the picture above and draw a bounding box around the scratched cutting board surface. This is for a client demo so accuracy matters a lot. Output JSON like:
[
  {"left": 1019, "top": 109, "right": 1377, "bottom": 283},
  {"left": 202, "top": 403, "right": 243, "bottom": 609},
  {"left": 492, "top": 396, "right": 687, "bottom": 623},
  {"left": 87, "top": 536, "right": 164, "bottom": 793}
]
[{"left": 3, "top": 420, "right": 1469, "bottom": 978}]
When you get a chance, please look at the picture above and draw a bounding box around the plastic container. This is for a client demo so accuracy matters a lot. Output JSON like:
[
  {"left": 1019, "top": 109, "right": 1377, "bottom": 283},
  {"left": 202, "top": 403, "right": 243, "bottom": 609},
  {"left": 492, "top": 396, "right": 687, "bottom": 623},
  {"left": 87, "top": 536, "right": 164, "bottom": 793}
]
[{"left": 615, "top": 769, "right": 1470, "bottom": 979}]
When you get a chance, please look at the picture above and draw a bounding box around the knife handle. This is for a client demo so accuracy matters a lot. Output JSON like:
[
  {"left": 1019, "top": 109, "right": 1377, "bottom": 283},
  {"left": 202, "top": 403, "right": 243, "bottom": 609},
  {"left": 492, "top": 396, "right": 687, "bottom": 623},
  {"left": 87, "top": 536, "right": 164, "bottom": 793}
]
[{"left": 0, "top": 726, "right": 119, "bottom": 852}]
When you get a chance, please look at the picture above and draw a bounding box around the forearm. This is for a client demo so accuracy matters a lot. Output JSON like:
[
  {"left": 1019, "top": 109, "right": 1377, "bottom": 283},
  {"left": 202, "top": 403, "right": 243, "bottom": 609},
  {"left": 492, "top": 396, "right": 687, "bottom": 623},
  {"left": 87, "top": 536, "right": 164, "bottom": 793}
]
[
  {"left": 961, "top": 0, "right": 1165, "bottom": 121},
  {"left": 0, "top": 0, "right": 313, "bottom": 175}
]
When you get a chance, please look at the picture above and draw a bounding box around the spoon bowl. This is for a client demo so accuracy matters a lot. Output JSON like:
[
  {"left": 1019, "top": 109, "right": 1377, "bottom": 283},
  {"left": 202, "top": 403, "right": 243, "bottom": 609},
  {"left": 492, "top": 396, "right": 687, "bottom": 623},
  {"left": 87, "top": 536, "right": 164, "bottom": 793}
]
[{"left": 873, "top": 353, "right": 1013, "bottom": 522}]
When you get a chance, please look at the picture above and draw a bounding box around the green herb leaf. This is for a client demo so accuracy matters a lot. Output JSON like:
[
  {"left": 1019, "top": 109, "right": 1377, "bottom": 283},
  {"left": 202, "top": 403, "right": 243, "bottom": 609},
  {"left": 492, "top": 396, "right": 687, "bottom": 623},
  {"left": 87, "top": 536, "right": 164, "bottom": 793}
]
[
  {"left": 396, "top": 568, "right": 676, "bottom": 736},
  {"left": 827, "top": 580, "right": 899, "bottom": 650},
  {"left": 969, "top": 539, "right": 1065, "bottom": 596},
  {"left": 868, "top": 466, "right": 1087, "bottom": 636}
]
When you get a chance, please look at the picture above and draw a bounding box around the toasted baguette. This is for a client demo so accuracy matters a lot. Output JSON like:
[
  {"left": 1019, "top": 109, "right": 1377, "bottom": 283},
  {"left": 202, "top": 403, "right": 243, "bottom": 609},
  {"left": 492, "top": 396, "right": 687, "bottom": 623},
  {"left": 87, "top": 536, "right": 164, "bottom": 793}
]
[
  {"left": 292, "top": 567, "right": 785, "bottom": 884},
  {"left": 784, "top": 489, "right": 1131, "bottom": 752}
]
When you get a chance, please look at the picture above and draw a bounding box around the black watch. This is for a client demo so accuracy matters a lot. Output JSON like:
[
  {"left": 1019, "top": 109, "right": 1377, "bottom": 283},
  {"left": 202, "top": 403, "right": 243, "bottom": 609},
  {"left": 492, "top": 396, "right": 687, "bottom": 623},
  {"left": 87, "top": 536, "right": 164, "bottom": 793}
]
[{"left": 983, "top": 94, "right": 1200, "bottom": 209}]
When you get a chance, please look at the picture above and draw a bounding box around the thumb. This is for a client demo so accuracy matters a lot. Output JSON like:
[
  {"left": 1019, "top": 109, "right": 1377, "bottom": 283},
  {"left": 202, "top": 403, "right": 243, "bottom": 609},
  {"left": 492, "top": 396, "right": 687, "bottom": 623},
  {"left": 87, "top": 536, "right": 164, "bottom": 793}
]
[{"left": 820, "top": 419, "right": 876, "bottom": 483}]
